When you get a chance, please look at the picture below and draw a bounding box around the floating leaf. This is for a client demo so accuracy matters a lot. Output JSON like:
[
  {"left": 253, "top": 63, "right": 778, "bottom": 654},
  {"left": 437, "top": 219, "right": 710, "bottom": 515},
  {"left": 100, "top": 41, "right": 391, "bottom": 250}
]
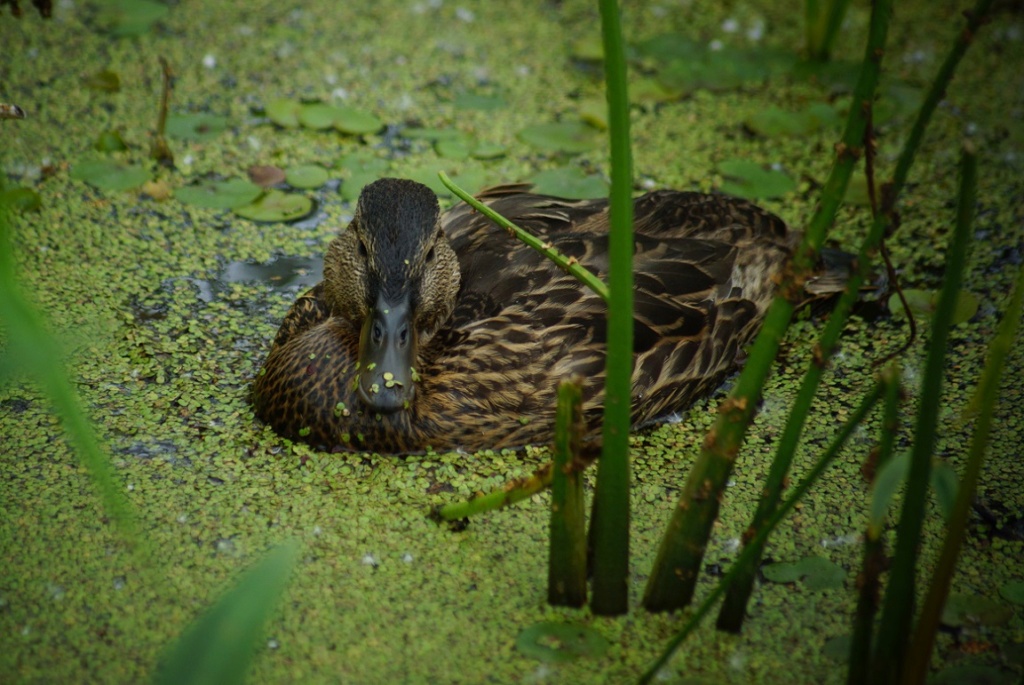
[
  {"left": 931, "top": 665, "right": 1014, "bottom": 685},
  {"left": 634, "top": 34, "right": 704, "bottom": 63},
  {"left": 569, "top": 34, "right": 605, "bottom": 62},
  {"left": 98, "top": 0, "right": 169, "bottom": 37},
  {"left": 822, "top": 635, "right": 851, "bottom": 663},
  {"left": 999, "top": 581, "right": 1024, "bottom": 605},
  {"left": 930, "top": 461, "right": 959, "bottom": 521},
  {"left": 435, "top": 137, "right": 474, "bottom": 160},
  {"left": 0, "top": 187, "right": 41, "bottom": 212},
  {"left": 266, "top": 99, "right": 303, "bottom": 128},
  {"left": 942, "top": 594, "right": 1015, "bottom": 628},
  {"left": 470, "top": 142, "right": 507, "bottom": 160},
  {"left": 762, "top": 555, "right": 846, "bottom": 590},
  {"left": 452, "top": 93, "right": 506, "bottom": 111},
  {"left": 630, "top": 77, "right": 680, "bottom": 104},
  {"left": 297, "top": 103, "right": 337, "bottom": 130},
  {"left": 154, "top": 541, "right": 299, "bottom": 685},
  {"left": 402, "top": 127, "right": 465, "bottom": 141},
  {"left": 338, "top": 153, "right": 390, "bottom": 201},
  {"left": 404, "top": 167, "right": 488, "bottom": 199},
  {"left": 717, "top": 159, "right": 796, "bottom": 199},
  {"left": 332, "top": 107, "right": 382, "bottom": 135},
  {"left": 233, "top": 190, "right": 313, "bottom": 223},
  {"left": 515, "top": 622, "right": 609, "bottom": 663},
  {"left": 176, "top": 179, "right": 262, "bottom": 210},
  {"left": 745, "top": 103, "right": 841, "bottom": 139},
  {"left": 166, "top": 114, "right": 228, "bottom": 142},
  {"left": 530, "top": 167, "right": 608, "bottom": 199},
  {"left": 843, "top": 175, "right": 883, "bottom": 207},
  {"left": 83, "top": 69, "right": 121, "bottom": 92},
  {"left": 70, "top": 158, "right": 152, "bottom": 192},
  {"left": 888, "top": 289, "right": 979, "bottom": 324},
  {"left": 94, "top": 130, "right": 128, "bottom": 153},
  {"left": 868, "top": 452, "right": 909, "bottom": 536},
  {"left": 285, "top": 164, "right": 329, "bottom": 189},
  {"left": 517, "top": 121, "right": 601, "bottom": 154}
]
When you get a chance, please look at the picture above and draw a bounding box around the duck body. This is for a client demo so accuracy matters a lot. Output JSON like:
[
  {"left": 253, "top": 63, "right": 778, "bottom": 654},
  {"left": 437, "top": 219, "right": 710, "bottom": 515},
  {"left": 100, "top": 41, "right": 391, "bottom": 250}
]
[{"left": 252, "top": 178, "right": 814, "bottom": 454}]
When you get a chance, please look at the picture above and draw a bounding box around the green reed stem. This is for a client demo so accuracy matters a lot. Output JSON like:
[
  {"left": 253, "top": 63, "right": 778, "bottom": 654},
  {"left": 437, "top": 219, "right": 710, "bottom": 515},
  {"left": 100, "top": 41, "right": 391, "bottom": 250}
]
[
  {"left": 870, "top": 145, "right": 977, "bottom": 684},
  {"left": 642, "top": 0, "right": 893, "bottom": 614},
  {"left": 434, "top": 463, "right": 553, "bottom": 521},
  {"left": 901, "top": 263, "right": 1024, "bottom": 685},
  {"left": 438, "top": 172, "right": 609, "bottom": 302},
  {"left": 548, "top": 378, "right": 587, "bottom": 607},
  {"left": 805, "top": 0, "right": 852, "bottom": 61},
  {"left": 847, "top": 363, "right": 902, "bottom": 685},
  {"left": 589, "top": 0, "right": 634, "bottom": 617},
  {"left": 640, "top": 380, "right": 886, "bottom": 684}
]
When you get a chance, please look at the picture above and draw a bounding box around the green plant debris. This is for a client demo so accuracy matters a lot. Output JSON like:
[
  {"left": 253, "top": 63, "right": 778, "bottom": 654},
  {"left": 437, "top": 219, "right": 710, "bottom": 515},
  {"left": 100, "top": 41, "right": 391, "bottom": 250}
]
[
  {"left": 889, "top": 289, "right": 980, "bottom": 325},
  {"left": 83, "top": 69, "right": 121, "bottom": 92},
  {"left": 0, "top": 186, "right": 41, "bottom": 212},
  {"left": 93, "top": 129, "right": 129, "bottom": 153}
]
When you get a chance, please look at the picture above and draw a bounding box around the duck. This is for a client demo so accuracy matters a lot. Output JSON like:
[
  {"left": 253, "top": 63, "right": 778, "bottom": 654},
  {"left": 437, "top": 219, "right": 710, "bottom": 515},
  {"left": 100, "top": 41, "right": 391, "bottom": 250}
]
[{"left": 252, "top": 177, "right": 845, "bottom": 454}]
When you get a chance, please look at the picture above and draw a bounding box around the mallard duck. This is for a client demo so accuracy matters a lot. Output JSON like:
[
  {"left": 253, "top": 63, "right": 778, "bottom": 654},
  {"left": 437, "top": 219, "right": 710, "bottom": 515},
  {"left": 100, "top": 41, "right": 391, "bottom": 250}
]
[{"left": 252, "top": 177, "right": 842, "bottom": 454}]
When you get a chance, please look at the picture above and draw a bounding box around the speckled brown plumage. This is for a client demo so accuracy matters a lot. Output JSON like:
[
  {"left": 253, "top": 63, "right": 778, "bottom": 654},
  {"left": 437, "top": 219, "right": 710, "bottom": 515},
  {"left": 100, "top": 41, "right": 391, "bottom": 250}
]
[{"left": 252, "top": 178, "right": 838, "bottom": 454}]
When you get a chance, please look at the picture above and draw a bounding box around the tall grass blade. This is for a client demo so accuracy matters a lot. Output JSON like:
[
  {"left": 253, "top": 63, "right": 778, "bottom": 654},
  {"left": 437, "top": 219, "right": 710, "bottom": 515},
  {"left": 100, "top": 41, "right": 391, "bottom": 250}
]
[
  {"left": 870, "top": 145, "right": 978, "bottom": 684},
  {"left": 548, "top": 378, "right": 587, "bottom": 607},
  {"left": 153, "top": 540, "right": 300, "bottom": 685}
]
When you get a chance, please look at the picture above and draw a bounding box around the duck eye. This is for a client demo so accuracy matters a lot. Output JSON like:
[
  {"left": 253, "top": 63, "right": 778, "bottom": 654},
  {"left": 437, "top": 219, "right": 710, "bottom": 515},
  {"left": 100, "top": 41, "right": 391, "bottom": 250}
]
[
  {"left": 426, "top": 246, "right": 436, "bottom": 263},
  {"left": 358, "top": 241, "right": 368, "bottom": 258},
  {"left": 371, "top": 320, "right": 384, "bottom": 345}
]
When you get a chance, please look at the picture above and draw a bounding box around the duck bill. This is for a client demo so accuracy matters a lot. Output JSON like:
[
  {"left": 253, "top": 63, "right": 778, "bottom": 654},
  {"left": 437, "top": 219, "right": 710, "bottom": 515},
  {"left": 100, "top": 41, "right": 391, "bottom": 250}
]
[{"left": 357, "top": 292, "right": 418, "bottom": 413}]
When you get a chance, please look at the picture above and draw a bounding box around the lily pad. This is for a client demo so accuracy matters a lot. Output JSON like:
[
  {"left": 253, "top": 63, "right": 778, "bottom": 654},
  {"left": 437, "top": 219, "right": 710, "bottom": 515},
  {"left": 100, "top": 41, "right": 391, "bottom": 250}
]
[
  {"left": 338, "top": 153, "right": 390, "bottom": 201},
  {"left": 0, "top": 187, "right": 42, "bottom": 212},
  {"left": 942, "top": 594, "right": 1015, "bottom": 628},
  {"left": 762, "top": 555, "right": 846, "bottom": 590},
  {"left": 70, "top": 158, "right": 152, "bottom": 192},
  {"left": 98, "top": 0, "right": 169, "bottom": 37},
  {"left": 517, "top": 121, "right": 601, "bottom": 154},
  {"left": 176, "top": 179, "right": 262, "bottom": 210},
  {"left": 931, "top": 665, "right": 1014, "bottom": 685},
  {"left": 266, "top": 99, "right": 303, "bottom": 128},
  {"left": 515, "top": 622, "right": 609, "bottom": 663},
  {"left": 888, "top": 289, "right": 979, "bottom": 325},
  {"left": 717, "top": 159, "right": 796, "bottom": 199},
  {"left": 332, "top": 107, "right": 382, "bottom": 135},
  {"left": 999, "top": 581, "right": 1024, "bottom": 605},
  {"left": 402, "top": 127, "right": 466, "bottom": 141},
  {"left": 452, "top": 93, "right": 506, "bottom": 111},
  {"left": 530, "top": 167, "right": 608, "bottom": 199},
  {"left": 166, "top": 114, "right": 228, "bottom": 142},
  {"left": 233, "top": 190, "right": 313, "bottom": 223},
  {"left": 578, "top": 98, "right": 608, "bottom": 131},
  {"left": 297, "top": 103, "right": 338, "bottom": 130},
  {"left": 470, "top": 142, "right": 507, "bottom": 160},
  {"left": 746, "top": 103, "right": 841, "bottom": 139},
  {"left": 285, "top": 164, "right": 329, "bottom": 189},
  {"left": 248, "top": 165, "right": 286, "bottom": 188},
  {"left": 296, "top": 104, "right": 381, "bottom": 134},
  {"left": 405, "top": 166, "right": 487, "bottom": 199},
  {"left": 435, "top": 137, "right": 474, "bottom": 160}
]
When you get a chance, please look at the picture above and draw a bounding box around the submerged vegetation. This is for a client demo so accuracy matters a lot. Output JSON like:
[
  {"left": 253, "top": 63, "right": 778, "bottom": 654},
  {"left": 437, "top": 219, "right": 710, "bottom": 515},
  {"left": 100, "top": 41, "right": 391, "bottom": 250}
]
[{"left": 2, "top": 0, "right": 1023, "bottom": 683}]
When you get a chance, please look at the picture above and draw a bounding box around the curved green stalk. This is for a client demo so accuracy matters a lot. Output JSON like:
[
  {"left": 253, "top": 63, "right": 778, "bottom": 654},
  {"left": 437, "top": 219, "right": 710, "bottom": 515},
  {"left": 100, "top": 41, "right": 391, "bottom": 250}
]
[
  {"left": 438, "top": 172, "right": 608, "bottom": 302},
  {"left": 434, "top": 463, "right": 553, "bottom": 521}
]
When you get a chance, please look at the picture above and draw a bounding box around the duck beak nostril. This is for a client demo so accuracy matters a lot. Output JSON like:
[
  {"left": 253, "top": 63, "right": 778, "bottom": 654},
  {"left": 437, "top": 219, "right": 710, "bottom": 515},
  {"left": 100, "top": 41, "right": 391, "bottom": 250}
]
[{"left": 357, "top": 292, "right": 418, "bottom": 412}]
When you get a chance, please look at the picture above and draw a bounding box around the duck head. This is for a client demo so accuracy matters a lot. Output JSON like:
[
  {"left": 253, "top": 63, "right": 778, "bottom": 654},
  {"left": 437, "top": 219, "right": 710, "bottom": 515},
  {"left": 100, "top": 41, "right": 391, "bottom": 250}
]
[{"left": 323, "top": 178, "right": 461, "bottom": 413}]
